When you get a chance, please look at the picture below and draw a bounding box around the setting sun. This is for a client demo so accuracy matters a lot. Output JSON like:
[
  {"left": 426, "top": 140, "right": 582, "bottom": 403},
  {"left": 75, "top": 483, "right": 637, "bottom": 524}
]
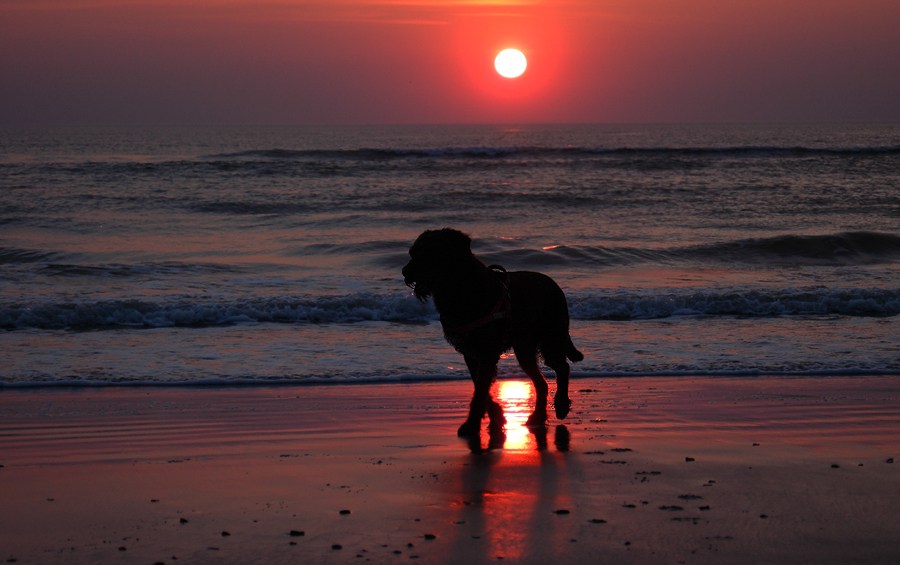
[{"left": 494, "top": 49, "right": 527, "bottom": 78}]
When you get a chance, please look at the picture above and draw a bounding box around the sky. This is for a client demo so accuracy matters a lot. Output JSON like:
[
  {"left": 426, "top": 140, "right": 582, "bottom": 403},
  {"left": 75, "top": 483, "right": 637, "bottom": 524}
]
[{"left": 1, "top": 0, "right": 899, "bottom": 125}]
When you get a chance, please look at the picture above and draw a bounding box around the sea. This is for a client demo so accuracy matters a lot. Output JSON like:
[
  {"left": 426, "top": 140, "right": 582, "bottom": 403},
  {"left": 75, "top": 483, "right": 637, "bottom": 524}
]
[{"left": 1, "top": 123, "right": 898, "bottom": 387}]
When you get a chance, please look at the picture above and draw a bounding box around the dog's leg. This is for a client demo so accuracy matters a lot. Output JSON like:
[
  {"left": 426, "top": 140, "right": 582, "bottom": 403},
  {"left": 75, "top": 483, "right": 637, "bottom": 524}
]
[
  {"left": 515, "top": 345, "right": 548, "bottom": 428},
  {"left": 486, "top": 397, "right": 506, "bottom": 432},
  {"left": 546, "top": 356, "right": 571, "bottom": 420},
  {"left": 458, "top": 357, "right": 498, "bottom": 437},
  {"left": 464, "top": 354, "right": 505, "bottom": 429}
]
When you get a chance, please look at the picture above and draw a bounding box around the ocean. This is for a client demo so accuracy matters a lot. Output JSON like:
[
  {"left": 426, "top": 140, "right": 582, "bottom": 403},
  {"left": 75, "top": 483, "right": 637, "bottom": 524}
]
[{"left": 1, "top": 123, "right": 898, "bottom": 387}]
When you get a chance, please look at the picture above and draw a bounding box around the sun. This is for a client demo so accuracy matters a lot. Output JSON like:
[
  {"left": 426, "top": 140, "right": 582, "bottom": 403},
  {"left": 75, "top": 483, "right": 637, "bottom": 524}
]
[{"left": 494, "top": 49, "right": 527, "bottom": 78}]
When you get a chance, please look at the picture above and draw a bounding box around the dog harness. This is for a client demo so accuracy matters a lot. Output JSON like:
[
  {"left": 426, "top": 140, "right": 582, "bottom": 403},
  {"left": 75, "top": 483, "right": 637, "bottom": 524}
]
[{"left": 444, "top": 265, "right": 512, "bottom": 334}]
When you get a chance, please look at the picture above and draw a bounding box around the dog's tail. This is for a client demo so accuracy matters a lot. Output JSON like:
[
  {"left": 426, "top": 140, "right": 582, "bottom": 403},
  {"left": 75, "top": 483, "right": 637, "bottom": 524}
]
[{"left": 566, "top": 339, "right": 584, "bottom": 362}]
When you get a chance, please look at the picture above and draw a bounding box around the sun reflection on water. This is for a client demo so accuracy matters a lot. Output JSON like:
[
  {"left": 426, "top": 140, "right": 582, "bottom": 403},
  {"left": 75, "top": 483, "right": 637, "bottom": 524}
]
[
  {"left": 449, "top": 380, "right": 572, "bottom": 562},
  {"left": 496, "top": 380, "right": 535, "bottom": 451}
]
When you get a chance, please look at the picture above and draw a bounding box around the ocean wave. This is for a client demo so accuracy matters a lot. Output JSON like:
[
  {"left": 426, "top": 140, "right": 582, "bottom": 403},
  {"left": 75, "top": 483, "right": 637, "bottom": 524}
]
[
  {"left": 0, "top": 252, "right": 243, "bottom": 276},
  {"left": 569, "top": 288, "right": 900, "bottom": 320},
  {"left": 37, "top": 262, "right": 242, "bottom": 278},
  {"left": 207, "top": 145, "right": 900, "bottom": 162},
  {"left": 283, "top": 239, "right": 412, "bottom": 257},
  {"left": 2, "top": 287, "right": 897, "bottom": 330},
  {"left": 24, "top": 143, "right": 898, "bottom": 178},
  {"left": 475, "top": 232, "right": 900, "bottom": 268},
  {"left": 0, "top": 247, "right": 65, "bottom": 264},
  {"left": 0, "top": 293, "right": 435, "bottom": 330},
  {"left": 688, "top": 232, "right": 900, "bottom": 263},
  {"left": 191, "top": 201, "right": 313, "bottom": 215},
  {"left": 3, "top": 233, "right": 898, "bottom": 278}
]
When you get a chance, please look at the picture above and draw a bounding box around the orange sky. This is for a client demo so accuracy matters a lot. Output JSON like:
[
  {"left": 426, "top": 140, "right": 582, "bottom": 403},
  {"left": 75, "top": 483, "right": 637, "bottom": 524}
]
[{"left": 1, "top": 0, "right": 898, "bottom": 125}]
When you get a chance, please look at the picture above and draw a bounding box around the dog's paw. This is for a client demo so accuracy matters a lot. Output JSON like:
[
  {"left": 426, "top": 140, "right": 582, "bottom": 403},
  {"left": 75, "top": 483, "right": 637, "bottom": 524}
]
[
  {"left": 457, "top": 420, "right": 481, "bottom": 437},
  {"left": 553, "top": 396, "right": 571, "bottom": 420},
  {"left": 525, "top": 412, "right": 548, "bottom": 428},
  {"left": 486, "top": 402, "right": 507, "bottom": 426}
]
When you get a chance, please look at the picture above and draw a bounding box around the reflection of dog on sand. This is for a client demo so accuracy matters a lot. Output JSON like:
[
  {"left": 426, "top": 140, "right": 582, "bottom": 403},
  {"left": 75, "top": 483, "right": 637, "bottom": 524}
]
[{"left": 402, "top": 228, "right": 584, "bottom": 437}]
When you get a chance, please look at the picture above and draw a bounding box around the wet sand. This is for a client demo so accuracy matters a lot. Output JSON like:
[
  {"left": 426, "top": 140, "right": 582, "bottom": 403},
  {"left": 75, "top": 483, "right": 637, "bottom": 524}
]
[{"left": 1, "top": 375, "right": 898, "bottom": 564}]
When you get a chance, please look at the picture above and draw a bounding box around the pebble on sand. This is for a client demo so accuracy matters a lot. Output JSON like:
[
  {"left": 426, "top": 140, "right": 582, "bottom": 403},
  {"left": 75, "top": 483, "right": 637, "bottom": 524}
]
[
  {"left": 339, "top": 510, "right": 351, "bottom": 515},
  {"left": 289, "top": 530, "right": 305, "bottom": 537},
  {"left": 332, "top": 544, "right": 343, "bottom": 550},
  {"left": 179, "top": 518, "right": 188, "bottom": 524},
  {"left": 221, "top": 531, "right": 230, "bottom": 537},
  {"left": 423, "top": 534, "right": 437, "bottom": 540},
  {"left": 554, "top": 509, "right": 570, "bottom": 515}
]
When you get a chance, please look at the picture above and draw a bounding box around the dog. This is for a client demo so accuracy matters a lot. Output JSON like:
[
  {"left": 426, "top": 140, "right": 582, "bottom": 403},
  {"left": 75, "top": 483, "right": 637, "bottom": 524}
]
[{"left": 402, "top": 228, "right": 583, "bottom": 437}]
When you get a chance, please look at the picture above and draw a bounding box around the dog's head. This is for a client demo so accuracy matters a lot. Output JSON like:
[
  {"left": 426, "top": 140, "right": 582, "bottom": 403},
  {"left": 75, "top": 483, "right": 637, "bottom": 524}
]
[{"left": 402, "top": 228, "right": 475, "bottom": 302}]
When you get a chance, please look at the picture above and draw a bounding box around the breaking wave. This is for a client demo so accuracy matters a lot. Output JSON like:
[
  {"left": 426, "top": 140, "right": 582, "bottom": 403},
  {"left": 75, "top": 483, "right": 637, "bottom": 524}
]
[{"left": 3, "top": 287, "right": 897, "bottom": 330}]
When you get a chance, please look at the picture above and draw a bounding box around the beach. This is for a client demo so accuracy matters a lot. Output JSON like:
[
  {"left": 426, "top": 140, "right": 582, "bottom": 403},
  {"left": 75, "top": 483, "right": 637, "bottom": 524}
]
[{"left": 2, "top": 375, "right": 898, "bottom": 564}]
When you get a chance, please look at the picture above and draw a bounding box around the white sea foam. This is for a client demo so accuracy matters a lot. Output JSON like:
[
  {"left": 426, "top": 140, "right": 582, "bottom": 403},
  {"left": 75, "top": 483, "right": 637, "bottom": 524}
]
[{"left": 2, "top": 287, "right": 898, "bottom": 330}]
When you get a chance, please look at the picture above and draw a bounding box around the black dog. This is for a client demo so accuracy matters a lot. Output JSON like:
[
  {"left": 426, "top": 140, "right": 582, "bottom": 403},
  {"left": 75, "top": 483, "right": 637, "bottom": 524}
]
[{"left": 402, "top": 228, "right": 583, "bottom": 437}]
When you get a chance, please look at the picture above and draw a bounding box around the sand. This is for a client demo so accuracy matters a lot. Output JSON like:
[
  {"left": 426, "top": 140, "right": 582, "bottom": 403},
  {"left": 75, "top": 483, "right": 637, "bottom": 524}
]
[{"left": 1, "top": 375, "right": 898, "bottom": 564}]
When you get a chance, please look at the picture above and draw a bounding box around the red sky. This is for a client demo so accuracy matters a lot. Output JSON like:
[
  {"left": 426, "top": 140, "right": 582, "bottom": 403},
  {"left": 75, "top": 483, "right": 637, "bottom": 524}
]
[{"left": 1, "top": 0, "right": 898, "bottom": 125}]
